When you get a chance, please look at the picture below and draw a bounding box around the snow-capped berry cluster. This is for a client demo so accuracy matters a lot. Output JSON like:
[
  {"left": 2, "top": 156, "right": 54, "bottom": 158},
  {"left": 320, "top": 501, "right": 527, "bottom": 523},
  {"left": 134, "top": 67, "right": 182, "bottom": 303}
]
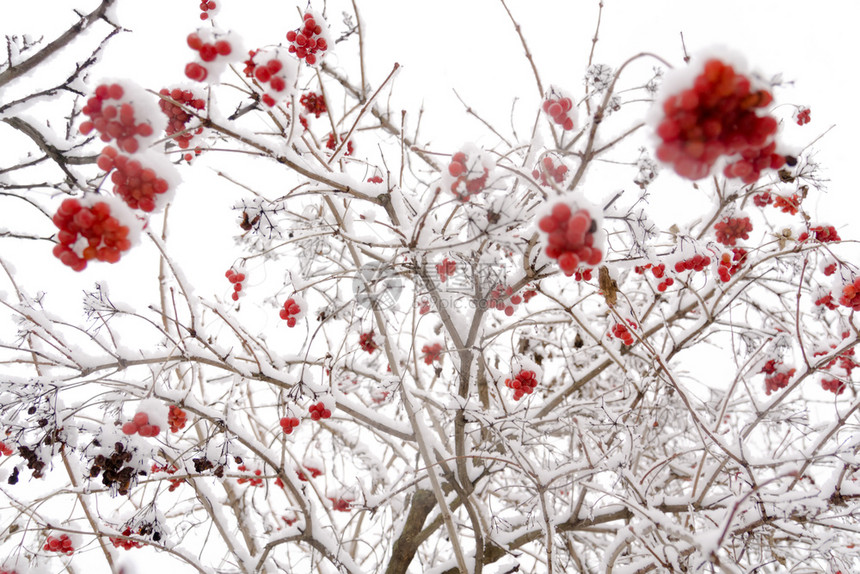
[
  {"left": 122, "top": 412, "right": 161, "bottom": 437},
  {"left": 839, "top": 277, "right": 860, "bottom": 311},
  {"left": 538, "top": 203, "right": 603, "bottom": 276},
  {"left": 795, "top": 107, "right": 811, "bottom": 126},
  {"left": 717, "top": 248, "right": 747, "bottom": 282},
  {"left": 714, "top": 216, "right": 752, "bottom": 246},
  {"left": 422, "top": 343, "right": 443, "bottom": 365},
  {"left": 674, "top": 254, "right": 711, "bottom": 273},
  {"left": 0, "top": 442, "right": 12, "bottom": 456},
  {"left": 329, "top": 497, "right": 353, "bottom": 512},
  {"left": 823, "top": 262, "right": 837, "bottom": 276},
  {"left": 98, "top": 146, "right": 170, "bottom": 212},
  {"left": 723, "top": 141, "right": 785, "bottom": 183},
  {"left": 279, "top": 297, "right": 302, "bottom": 327},
  {"left": 300, "top": 91, "right": 327, "bottom": 118},
  {"left": 814, "top": 292, "right": 838, "bottom": 310},
  {"left": 167, "top": 405, "right": 187, "bottom": 433},
  {"left": 753, "top": 191, "right": 773, "bottom": 207},
  {"left": 297, "top": 464, "right": 323, "bottom": 481},
  {"left": 52, "top": 198, "right": 133, "bottom": 271},
  {"left": 308, "top": 401, "right": 332, "bottom": 421},
  {"left": 436, "top": 258, "right": 456, "bottom": 282},
  {"left": 487, "top": 285, "right": 524, "bottom": 316},
  {"left": 248, "top": 49, "right": 298, "bottom": 107},
  {"left": 225, "top": 268, "right": 246, "bottom": 301},
  {"left": 610, "top": 322, "right": 636, "bottom": 345},
  {"left": 542, "top": 96, "right": 575, "bottom": 131},
  {"left": 505, "top": 370, "right": 538, "bottom": 401},
  {"left": 359, "top": 331, "right": 378, "bottom": 354},
  {"left": 279, "top": 416, "right": 300, "bottom": 434},
  {"left": 236, "top": 465, "right": 263, "bottom": 487},
  {"left": 43, "top": 534, "right": 74, "bottom": 555},
  {"left": 79, "top": 83, "right": 154, "bottom": 154},
  {"left": 158, "top": 88, "right": 205, "bottom": 152},
  {"left": 198, "top": 0, "right": 218, "bottom": 20},
  {"left": 417, "top": 299, "right": 431, "bottom": 315},
  {"left": 532, "top": 156, "right": 569, "bottom": 186},
  {"left": 798, "top": 225, "right": 840, "bottom": 243},
  {"left": 88, "top": 442, "right": 136, "bottom": 495},
  {"left": 110, "top": 528, "right": 144, "bottom": 550},
  {"left": 761, "top": 359, "right": 795, "bottom": 395},
  {"left": 655, "top": 57, "right": 782, "bottom": 181},
  {"left": 185, "top": 30, "right": 239, "bottom": 82},
  {"left": 286, "top": 12, "right": 329, "bottom": 65},
  {"left": 446, "top": 148, "right": 493, "bottom": 201}
]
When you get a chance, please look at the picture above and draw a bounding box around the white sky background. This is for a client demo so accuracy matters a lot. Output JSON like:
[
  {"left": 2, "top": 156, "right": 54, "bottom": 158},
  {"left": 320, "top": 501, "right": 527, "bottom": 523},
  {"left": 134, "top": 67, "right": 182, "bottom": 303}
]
[{"left": 1, "top": 1, "right": 860, "bottom": 571}]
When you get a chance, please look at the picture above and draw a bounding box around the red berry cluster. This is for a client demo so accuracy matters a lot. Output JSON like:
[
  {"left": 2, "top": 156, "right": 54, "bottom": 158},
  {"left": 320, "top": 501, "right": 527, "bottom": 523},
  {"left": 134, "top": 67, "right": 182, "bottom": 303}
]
[
  {"left": 359, "top": 331, "right": 378, "bottom": 354},
  {"left": 0, "top": 569, "right": 18, "bottom": 574},
  {"left": 538, "top": 204, "right": 603, "bottom": 276},
  {"left": 821, "top": 378, "right": 847, "bottom": 395},
  {"left": 236, "top": 465, "right": 263, "bottom": 487},
  {"left": 52, "top": 198, "right": 132, "bottom": 271},
  {"left": 487, "top": 285, "right": 523, "bottom": 316},
  {"left": 300, "top": 91, "right": 327, "bottom": 118},
  {"left": 80, "top": 83, "right": 153, "bottom": 154},
  {"left": 795, "top": 107, "right": 811, "bottom": 126},
  {"left": 43, "top": 534, "right": 74, "bottom": 555},
  {"left": 368, "top": 175, "right": 384, "bottom": 184},
  {"left": 447, "top": 151, "right": 489, "bottom": 201},
  {"left": 122, "top": 412, "right": 161, "bottom": 437},
  {"left": 814, "top": 292, "right": 838, "bottom": 310},
  {"left": 522, "top": 289, "right": 537, "bottom": 302},
  {"left": 325, "top": 132, "right": 354, "bottom": 156},
  {"left": 714, "top": 216, "right": 752, "bottom": 246},
  {"left": 297, "top": 465, "right": 323, "bottom": 481},
  {"left": 198, "top": 0, "right": 217, "bottom": 20},
  {"left": 329, "top": 497, "right": 353, "bottom": 512},
  {"left": 505, "top": 370, "right": 538, "bottom": 401},
  {"left": 761, "top": 360, "right": 795, "bottom": 395},
  {"left": 542, "top": 96, "right": 575, "bottom": 131},
  {"left": 0, "top": 441, "right": 13, "bottom": 456},
  {"left": 436, "top": 258, "right": 456, "bottom": 282},
  {"left": 773, "top": 194, "right": 801, "bottom": 215},
  {"left": 286, "top": 12, "right": 329, "bottom": 65},
  {"left": 98, "top": 146, "right": 170, "bottom": 212},
  {"left": 279, "top": 297, "right": 301, "bottom": 327},
  {"left": 308, "top": 401, "right": 332, "bottom": 421},
  {"left": 417, "top": 299, "right": 431, "bottom": 315},
  {"left": 716, "top": 248, "right": 747, "bottom": 282},
  {"left": 636, "top": 263, "right": 673, "bottom": 291},
  {"left": 151, "top": 463, "right": 183, "bottom": 492},
  {"left": 798, "top": 225, "right": 840, "bottom": 243},
  {"left": 167, "top": 405, "right": 187, "bottom": 433},
  {"left": 753, "top": 191, "right": 773, "bottom": 207},
  {"left": 225, "top": 268, "right": 246, "bottom": 301},
  {"left": 532, "top": 156, "right": 569, "bottom": 186},
  {"left": 656, "top": 58, "right": 779, "bottom": 181},
  {"left": 422, "top": 343, "right": 443, "bottom": 365},
  {"left": 839, "top": 277, "right": 860, "bottom": 311},
  {"left": 279, "top": 416, "right": 300, "bottom": 434},
  {"left": 823, "top": 262, "right": 837, "bottom": 276},
  {"left": 674, "top": 254, "right": 711, "bottom": 273},
  {"left": 186, "top": 32, "right": 232, "bottom": 82},
  {"left": 110, "top": 528, "right": 144, "bottom": 550},
  {"left": 158, "top": 88, "right": 205, "bottom": 151},
  {"left": 610, "top": 321, "right": 636, "bottom": 345},
  {"left": 723, "top": 141, "right": 785, "bottom": 184},
  {"left": 251, "top": 55, "right": 291, "bottom": 107}
]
